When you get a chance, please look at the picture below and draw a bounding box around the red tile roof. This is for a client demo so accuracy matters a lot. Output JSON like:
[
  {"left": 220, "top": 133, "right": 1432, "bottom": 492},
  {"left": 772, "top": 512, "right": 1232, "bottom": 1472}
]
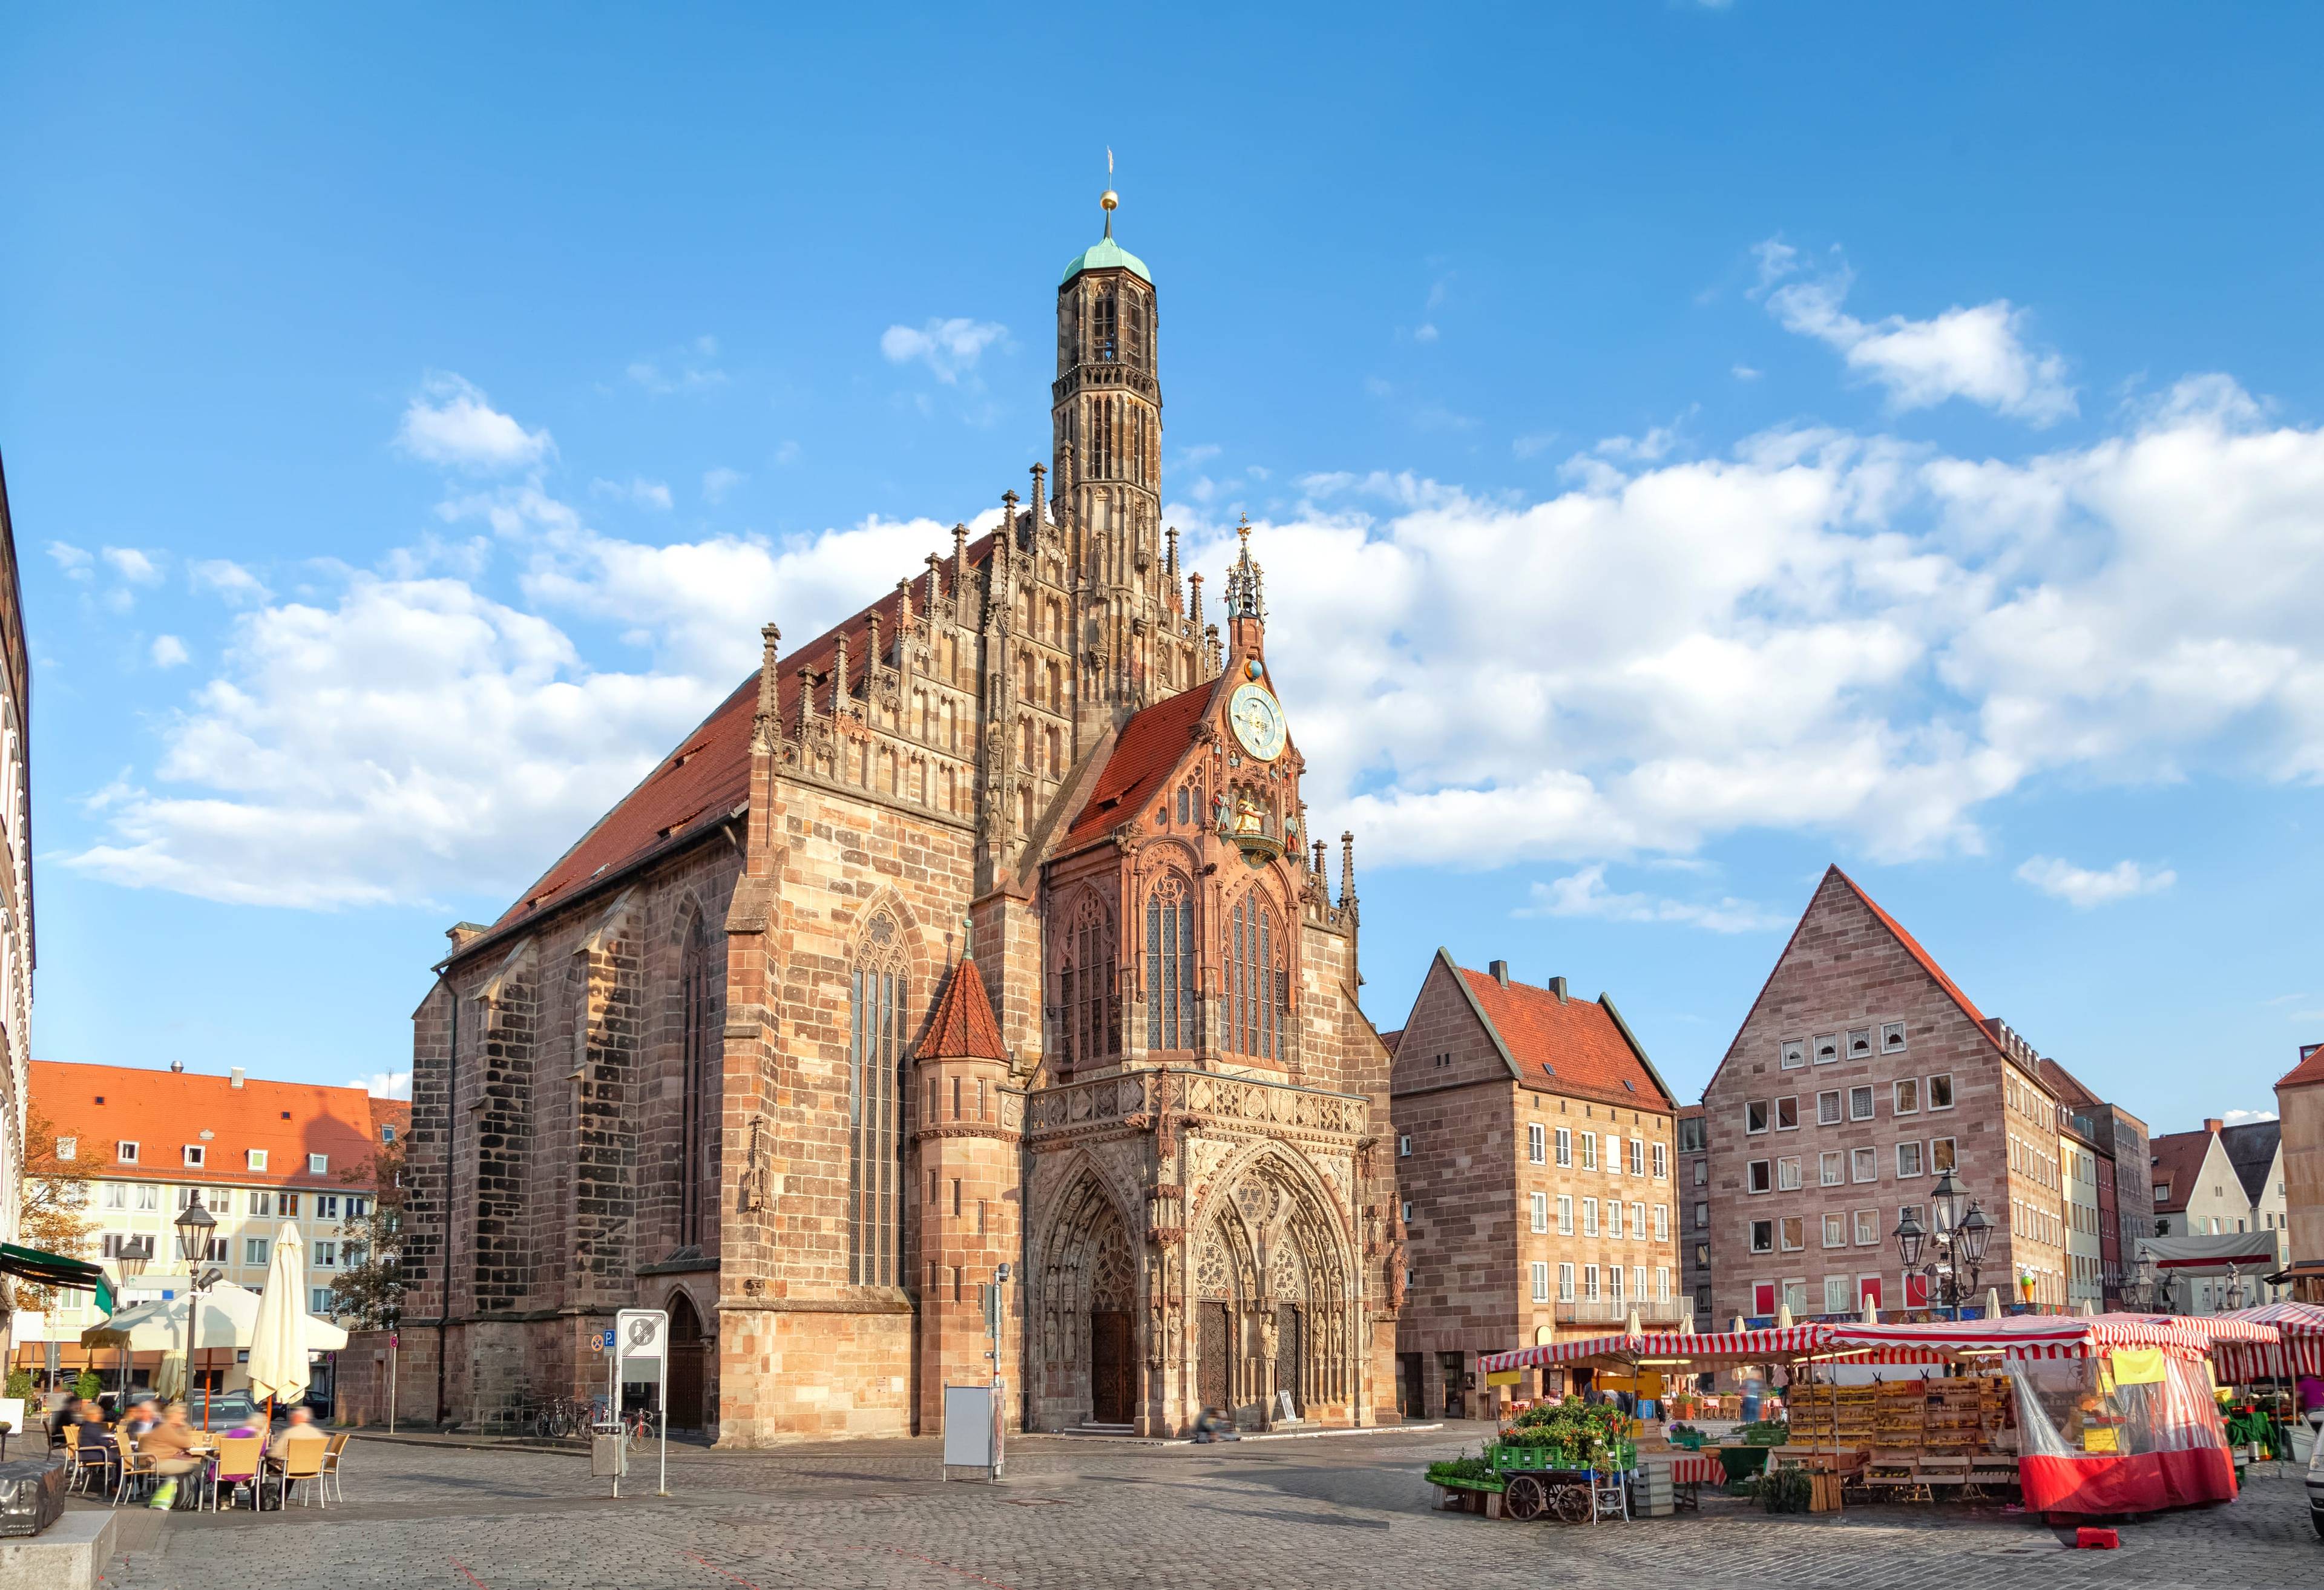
[
  {"left": 2147, "top": 1128, "right": 2216, "bottom": 1214},
  {"left": 1061, "top": 677, "right": 1220, "bottom": 849},
  {"left": 479, "top": 534, "right": 1000, "bottom": 947},
  {"left": 31, "top": 1060, "right": 396, "bottom": 1191},
  {"left": 919, "top": 956, "right": 1008, "bottom": 1062},
  {"left": 1378, "top": 1027, "right": 1404, "bottom": 1059},
  {"left": 2279, "top": 1043, "right": 2324, "bottom": 1091},
  {"left": 1456, "top": 967, "right": 1675, "bottom": 1112}
]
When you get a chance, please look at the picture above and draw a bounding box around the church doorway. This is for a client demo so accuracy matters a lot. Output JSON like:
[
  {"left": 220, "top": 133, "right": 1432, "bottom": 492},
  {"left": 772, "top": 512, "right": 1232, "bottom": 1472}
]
[
  {"left": 1273, "top": 1305, "right": 1304, "bottom": 1418},
  {"left": 1198, "top": 1302, "right": 1230, "bottom": 1413},
  {"left": 1089, "top": 1310, "right": 1135, "bottom": 1425},
  {"left": 666, "top": 1292, "right": 708, "bottom": 1431}
]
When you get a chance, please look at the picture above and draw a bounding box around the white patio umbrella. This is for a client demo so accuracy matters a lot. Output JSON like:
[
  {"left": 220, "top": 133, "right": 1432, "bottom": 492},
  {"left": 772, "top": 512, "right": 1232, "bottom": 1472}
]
[
  {"left": 81, "top": 1283, "right": 261, "bottom": 1354},
  {"left": 248, "top": 1221, "right": 314, "bottom": 1408}
]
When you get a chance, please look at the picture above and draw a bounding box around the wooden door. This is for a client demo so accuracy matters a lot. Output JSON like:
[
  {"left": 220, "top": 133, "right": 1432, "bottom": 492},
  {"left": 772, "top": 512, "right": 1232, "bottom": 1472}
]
[
  {"left": 1273, "top": 1305, "right": 1302, "bottom": 1416},
  {"left": 1198, "top": 1302, "right": 1230, "bottom": 1413},
  {"left": 666, "top": 1292, "right": 708, "bottom": 1430},
  {"left": 1089, "top": 1311, "right": 1135, "bottom": 1424}
]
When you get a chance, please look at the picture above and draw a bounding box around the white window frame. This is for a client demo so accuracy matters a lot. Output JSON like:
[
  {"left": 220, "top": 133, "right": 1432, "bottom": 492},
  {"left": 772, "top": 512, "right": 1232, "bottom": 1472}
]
[
  {"left": 56, "top": 1136, "right": 78, "bottom": 1161},
  {"left": 182, "top": 1145, "right": 205, "bottom": 1168},
  {"left": 1609, "top": 1265, "right": 1626, "bottom": 1304},
  {"left": 1812, "top": 1033, "right": 1840, "bottom": 1065},
  {"left": 308, "top": 1153, "right": 329, "bottom": 1175},
  {"left": 1817, "top": 1090, "right": 1842, "bottom": 1126},
  {"left": 1399, "top": 1134, "right": 1411, "bottom": 1157},
  {"left": 1582, "top": 1198, "right": 1600, "bottom": 1237},
  {"left": 1780, "top": 1038, "right": 1807, "bottom": 1070},
  {"left": 1854, "top": 1209, "right": 1879, "bottom": 1246},
  {"left": 1531, "top": 1191, "right": 1549, "bottom": 1234},
  {"left": 1847, "top": 1028, "right": 1874, "bottom": 1061},
  {"left": 1820, "top": 1150, "right": 1843, "bottom": 1187},
  {"left": 1893, "top": 1079, "right": 1921, "bottom": 1115},
  {"left": 1851, "top": 1146, "right": 1878, "bottom": 1183},
  {"left": 1531, "top": 1261, "right": 1551, "bottom": 1304},
  {"left": 247, "top": 1149, "right": 269, "bottom": 1172},
  {"left": 1607, "top": 1200, "right": 1624, "bottom": 1240},
  {"left": 1849, "top": 1085, "right": 1875, "bottom": 1122},
  {"left": 1554, "top": 1126, "right": 1574, "bottom": 1167},
  {"left": 245, "top": 1237, "right": 269, "bottom": 1266},
  {"left": 1926, "top": 1073, "right": 1955, "bottom": 1111},
  {"left": 1747, "top": 1159, "right": 1772, "bottom": 1195},
  {"left": 1630, "top": 1200, "right": 1646, "bottom": 1240},
  {"left": 1749, "top": 1220, "right": 1774, "bottom": 1255},
  {"left": 1779, "top": 1216, "right": 1806, "bottom": 1252},
  {"left": 1528, "top": 1122, "right": 1546, "bottom": 1165},
  {"left": 1653, "top": 1203, "right": 1669, "bottom": 1241},
  {"left": 1775, "top": 1096, "right": 1799, "bottom": 1132},
  {"left": 1557, "top": 1194, "right": 1574, "bottom": 1236},
  {"left": 1896, "top": 1141, "right": 1925, "bottom": 1178},
  {"left": 1825, "top": 1274, "right": 1853, "bottom": 1313},
  {"left": 1822, "top": 1212, "right": 1847, "bottom": 1249},
  {"left": 117, "top": 1141, "right": 140, "bottom": 1164},
  {"left": 1651, "top": 1142, "right": 1667, "bottom": 1180},
  {"left": 1558, "top": 1263, "right": 1575, "bottom": 1303},
  {"left": 1881, "top": 1020, "right": 1907, "bottom": 1054},
  {"left": 1930, "top": 1136, "right": 1957, "bottom": 1174},
  {"left": 1776, "top": 1155, "right": 1802, "bottom": 1192},
  {"left": 1745, "top": 1100, "right": 1769, "bottom": 1135},
  {"left": 1581, "top": 1134, "right": 1598, "bottom": 1171},
  {"left": 1629, "top": 1138, "right": 1646, "bottom": 1176},
  {"left": 1583, "top": 1264, "right": 1601, "bottom": 1301}
]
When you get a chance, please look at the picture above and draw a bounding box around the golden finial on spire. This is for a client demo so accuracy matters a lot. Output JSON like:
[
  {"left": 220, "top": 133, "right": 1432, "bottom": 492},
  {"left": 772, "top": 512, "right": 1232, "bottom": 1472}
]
[
  {"left": 1101, "top": 146, "right": 1118, "bottom": 237},
  {"left": 1237, "top": 512, "right": 1252, "bottom": 551}
]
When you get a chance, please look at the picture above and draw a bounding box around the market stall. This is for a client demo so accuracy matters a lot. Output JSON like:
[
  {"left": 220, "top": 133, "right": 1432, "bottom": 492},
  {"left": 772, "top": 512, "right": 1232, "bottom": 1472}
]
[
  {"left": 2205, "top": 1301, "right": 2324, "bottom": 1383},
  {"left": 1814, "top": 1314, "right": 2263, "bottom": 1517}
]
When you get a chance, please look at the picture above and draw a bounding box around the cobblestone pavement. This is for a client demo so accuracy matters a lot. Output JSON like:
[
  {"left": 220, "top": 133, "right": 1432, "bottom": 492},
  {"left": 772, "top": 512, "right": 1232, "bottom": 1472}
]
[{"left": 90, "top": 1424, "right": 2320, "bottom": 1590}]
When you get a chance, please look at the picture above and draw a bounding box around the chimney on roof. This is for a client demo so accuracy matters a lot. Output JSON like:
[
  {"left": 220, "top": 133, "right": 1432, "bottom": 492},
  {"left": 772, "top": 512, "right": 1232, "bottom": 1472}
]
[
  {"left": 1548, "top": 976, "right": 1568, "bottom": 1003},
  {"left": 2204, "top": 1117, "right": 2224, "bottom": 1135},
  {"left": 1488, "top": 960, "right": 1509, "bottom": 987},
  {"left": 446, "top": 921, "right": 489, "bottom": 950},
  {"left": 231, "top": 1067, "right": 245, "bottom": 1089}
]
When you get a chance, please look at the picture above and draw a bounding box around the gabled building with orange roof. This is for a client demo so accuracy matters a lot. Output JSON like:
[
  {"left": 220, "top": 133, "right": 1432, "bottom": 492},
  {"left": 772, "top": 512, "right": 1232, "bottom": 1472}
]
[
  {"left": 1388, "top": 951, "right": 1679, "bottom": 1416},
  {"left": 2277, "top": 1042, "right": 2324, "bottom": 1301},
  {"left": 401, "top": 203, "right": 1400, "bottom": 1445},
  {"left": 1701, "top": 866, "right": 2070, "bottom": 1324},
  {"left": 16, "top": 1059, "right": 406, "bottom": 1385}
]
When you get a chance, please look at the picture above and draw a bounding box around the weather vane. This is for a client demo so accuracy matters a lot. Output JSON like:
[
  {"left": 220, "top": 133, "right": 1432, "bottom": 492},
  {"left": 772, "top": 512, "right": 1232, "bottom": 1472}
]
[{"left": 1101, "top": 146, "right": 1118, "bottom": 237}]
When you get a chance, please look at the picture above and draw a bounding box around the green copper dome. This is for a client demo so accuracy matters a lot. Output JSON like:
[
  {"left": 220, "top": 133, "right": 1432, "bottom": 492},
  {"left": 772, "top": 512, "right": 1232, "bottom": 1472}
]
[{"left": 1060, "top": 235, "right": 1152, "bottom": 286}]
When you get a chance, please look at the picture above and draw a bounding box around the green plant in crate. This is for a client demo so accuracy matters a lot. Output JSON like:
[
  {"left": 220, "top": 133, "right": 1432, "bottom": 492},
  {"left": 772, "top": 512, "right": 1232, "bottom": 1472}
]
[
  {"left": 1738, "top": 1418, "right": 1790, "bottom": 1447},
  {"left": 1759, "top": 1464, "right": 1813, "bottom": 1514}
]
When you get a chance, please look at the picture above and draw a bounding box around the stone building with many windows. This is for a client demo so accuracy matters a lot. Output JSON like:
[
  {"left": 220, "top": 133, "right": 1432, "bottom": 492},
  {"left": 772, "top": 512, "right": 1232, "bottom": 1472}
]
[
  {"left": 0, "top": 452, "right": 30, "bottom": 1358},
  {"left": 399, "top": 199, "right": 1402, "bottom": 1445},
  {"left": 1388, "top": 953, "right": 1678, "bottom": 1418},
  {"left": 1701, "top": 866, "right": 2069, "bottom": 1322}
]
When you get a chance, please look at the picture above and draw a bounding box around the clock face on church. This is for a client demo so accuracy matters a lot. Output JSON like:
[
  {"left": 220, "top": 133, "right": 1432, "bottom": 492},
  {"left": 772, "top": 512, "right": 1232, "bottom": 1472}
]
[{"left": 1227, "top": 682, "right": 1287, "bottom": 762}]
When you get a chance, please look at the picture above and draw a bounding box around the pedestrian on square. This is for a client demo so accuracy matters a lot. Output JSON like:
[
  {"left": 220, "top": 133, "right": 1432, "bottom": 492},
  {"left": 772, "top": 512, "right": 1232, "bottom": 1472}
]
[
  {"left": 47, "top": 1395, "right": 82, "bottom": 1450},
  {"left": 1192, "top": 1405, "right": 1221, "bottom": 1444},
  {"left": 76, "top": 1404, "right": 122, "bottom": 1494}
]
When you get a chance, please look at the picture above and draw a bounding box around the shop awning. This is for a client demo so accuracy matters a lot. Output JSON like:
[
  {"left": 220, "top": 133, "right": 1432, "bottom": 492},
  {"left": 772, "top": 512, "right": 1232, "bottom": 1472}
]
[{"left": 0, "top": 1243, "right": 115, "bottom": 1313}]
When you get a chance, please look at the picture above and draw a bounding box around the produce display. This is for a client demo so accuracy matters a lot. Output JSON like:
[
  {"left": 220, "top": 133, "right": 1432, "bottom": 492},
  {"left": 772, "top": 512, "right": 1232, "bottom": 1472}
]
[
  {"left": 1497, "top": 1397, "right": 1639, "bottom": 1472},
  {"left": 1787, "top": 1375, "right": 2014, "bottom": 1454}
]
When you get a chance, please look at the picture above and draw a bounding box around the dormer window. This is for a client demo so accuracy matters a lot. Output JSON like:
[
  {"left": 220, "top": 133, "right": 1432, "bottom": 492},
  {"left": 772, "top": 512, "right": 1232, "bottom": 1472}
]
[
  {"left": 248, "top": 1149, "right": 269, "bottom": 1172},
  {"left": 117, "top": 1141, "right": 140, "bottom": 1164},
  {"left": 307, "top": 1154, "right": 329, "bottom": 1175},
  {"left": 183, "top": 1145, "right": 205, "bottom": 1168}
]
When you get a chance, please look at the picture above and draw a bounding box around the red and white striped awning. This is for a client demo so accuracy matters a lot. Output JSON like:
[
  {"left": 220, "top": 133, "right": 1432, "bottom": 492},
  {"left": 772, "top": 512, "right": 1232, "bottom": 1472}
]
[
  {"left": 2203, "top": 1302, "right": 2324, "bottom": 1381},
  {"left": 1820, "top": 1313, "right": 2247, "bottom": 1362},
  {"left": 1479, "top": 1326, "right": 1830, "bottom": 1374}
]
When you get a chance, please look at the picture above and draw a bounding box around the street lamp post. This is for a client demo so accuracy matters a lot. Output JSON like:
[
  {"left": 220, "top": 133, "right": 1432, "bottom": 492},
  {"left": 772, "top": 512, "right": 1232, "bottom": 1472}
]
[
  {"left": 111, "top": 1237, "right": 154, "bottom": 1401},
  {"left": 174, "top": 1194, "right": 222, "bottom": 1430},
  {"left": 1893, "top": 1169, "right": 1992, "bottom": 1321}
]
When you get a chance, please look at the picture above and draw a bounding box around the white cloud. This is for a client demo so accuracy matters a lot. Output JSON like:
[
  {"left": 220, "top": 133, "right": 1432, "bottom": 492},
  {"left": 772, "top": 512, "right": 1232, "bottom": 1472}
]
[
  {"left": 102, "top": 546, "right": 163, "bottom": 585},
  {"left": 190, "top": 559, "right": 271, "bottom": 605},
  {"left": 2220, "top": 1107, "right": 2278, "bottom": 1126},
  {"left": 1414, "top": 323, "right": 1439, "bottom": 344},
  {"left": 1756, "top": 241, "right": 2077, "bottom": 425},
  {"left": 590, "top": 476, "right": 674, "bottom": 511},
  {"left": 150, "top": 635, "right": 189, "bottom": 668},
  {"left": 880, "top": 318, "right": 1008, "bottom": 384},
  {"left": 47, "top": 542, "right": 94, "bottom": 580},
  {"left": 627, "top": 335, "right": 727, "bottom": 396},
  {"left": 353, "top": 1069, "right": 413, "bottom": 1100},
  {"left": 702, "top": 467, "right": 746, "bottom": 504},
  {"left": 1732, "top": 364, "right": 1762, "bottom": 381},
  {"left": 395, "top": 373, "right": 554, "bottom": 473},
  {"left": 1517, "top": 865, "right": 1786, "bottom": 933},
  {"left": 1512, "top": 432, "right": 1560, "bottom": 460},
  {"left": 2014, "top": 855, "right": 2176, "bottom": 908}
]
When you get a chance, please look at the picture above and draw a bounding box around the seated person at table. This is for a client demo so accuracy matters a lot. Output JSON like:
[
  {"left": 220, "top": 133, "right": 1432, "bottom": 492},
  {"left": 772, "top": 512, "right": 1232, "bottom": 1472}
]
[
  {"left": 48, "top": 1395, "right": 84, "bottom": 1448},
  {"left": 266, "top": 1405, "right": 323, "bottom": 1460},
  {"left": 76, "top": 1405, "right": 122, "bottom": 1489},
  {"left": 140, "top": 1401, "right": 206, "bottom": 1510}
]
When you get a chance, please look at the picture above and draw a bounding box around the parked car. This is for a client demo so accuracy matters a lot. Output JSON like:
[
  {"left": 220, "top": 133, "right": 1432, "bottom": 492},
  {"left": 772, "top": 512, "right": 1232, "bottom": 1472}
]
[
  {"left": 180, "top": 1390, "right": 263, "bottom": 1428},
  {"left": 2307, "top": 1416, "right": 2323, "bottom": 1540}
]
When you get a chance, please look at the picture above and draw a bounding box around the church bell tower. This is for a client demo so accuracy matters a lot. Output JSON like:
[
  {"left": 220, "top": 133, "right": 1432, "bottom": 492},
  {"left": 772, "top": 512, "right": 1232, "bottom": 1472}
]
[{"left": 1054, "top": 184, "right": 1176, "bottom": 719}]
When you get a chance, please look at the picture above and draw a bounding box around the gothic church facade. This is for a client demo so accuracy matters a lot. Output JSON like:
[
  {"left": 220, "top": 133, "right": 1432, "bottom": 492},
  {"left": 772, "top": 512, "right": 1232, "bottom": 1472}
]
[{"left": 399, "top": 201, "right": 1404, "bottom": 1444}]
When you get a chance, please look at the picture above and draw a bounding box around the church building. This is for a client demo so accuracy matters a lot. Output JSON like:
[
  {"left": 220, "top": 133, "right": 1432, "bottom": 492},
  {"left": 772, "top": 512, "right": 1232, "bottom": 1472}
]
[{"left": 398, "top": 192, "right": 1405, "bottom": 1444}]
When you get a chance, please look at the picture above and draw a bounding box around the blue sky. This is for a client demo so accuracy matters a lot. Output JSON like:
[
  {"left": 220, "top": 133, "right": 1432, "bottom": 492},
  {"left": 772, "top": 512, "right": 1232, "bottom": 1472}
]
[{"left": 7, "top": 5, "right": 2323, "bottom": 1135}]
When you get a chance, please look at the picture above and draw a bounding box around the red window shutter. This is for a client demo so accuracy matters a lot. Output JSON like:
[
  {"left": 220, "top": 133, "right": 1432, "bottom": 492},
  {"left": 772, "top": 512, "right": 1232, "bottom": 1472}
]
[{"left": 1753, "top": 1283, "right": 1776, "bottom": 1315}]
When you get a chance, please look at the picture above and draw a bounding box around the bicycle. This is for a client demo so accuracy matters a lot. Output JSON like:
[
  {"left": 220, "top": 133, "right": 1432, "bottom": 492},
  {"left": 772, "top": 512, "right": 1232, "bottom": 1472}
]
[
  {"left": 624, "top": 1405, "right": 654, "bottom": 1452},
  {"left": 534, "top": 1395, "right": 594, "bottom": 1441}
]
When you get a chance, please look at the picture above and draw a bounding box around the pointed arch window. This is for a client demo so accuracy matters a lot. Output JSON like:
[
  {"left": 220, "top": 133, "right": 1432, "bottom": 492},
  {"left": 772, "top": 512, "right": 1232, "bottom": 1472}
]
[
  {"left": 1058, "top": 893, "right": 1120, "bottom": 1069},
  {"left": 1094, "top": 289, "right": 1118, "bottom": 363},
  {"left": 1146, "top": 873, "right": 1195, "bottom": 1051},
  {"left": 1227, "top": 895, "right": 1286, "bottom": 1062},
  {"left": 849, "top": 912, "right": 907, "bottom": 1286},
  {"left": 678, "top": 912, "right": 719, "bottom": 1248}
]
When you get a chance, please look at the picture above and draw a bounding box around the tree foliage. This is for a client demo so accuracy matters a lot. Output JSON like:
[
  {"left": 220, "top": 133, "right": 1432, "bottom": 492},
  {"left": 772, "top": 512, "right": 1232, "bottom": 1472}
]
[
  {"left": 329, "top": 1135, "right": 406, "bottom": 1331},
  {"left": 13, "top": 1106, "right": 98, "bottom": 1309}
]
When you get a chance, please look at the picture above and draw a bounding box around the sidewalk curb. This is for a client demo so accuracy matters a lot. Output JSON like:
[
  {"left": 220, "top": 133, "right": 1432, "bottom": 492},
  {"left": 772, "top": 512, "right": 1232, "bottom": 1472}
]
[{"left": 1027, "top": 1421, "right": 1448, "bottom": 1447}]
